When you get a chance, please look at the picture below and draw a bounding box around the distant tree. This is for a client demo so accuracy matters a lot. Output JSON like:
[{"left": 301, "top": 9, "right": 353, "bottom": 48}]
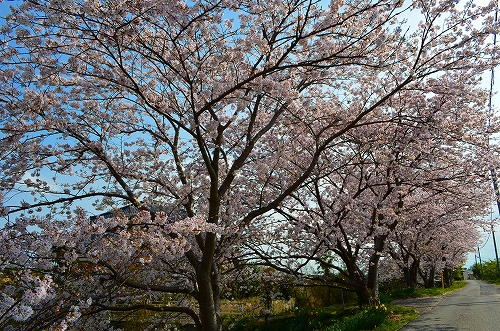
[
  {"left": 473, "top": 260, "right": 500, "bottom": 282},
  {"left": 388, "top": 202, "right": 487, "bottom": 288}
]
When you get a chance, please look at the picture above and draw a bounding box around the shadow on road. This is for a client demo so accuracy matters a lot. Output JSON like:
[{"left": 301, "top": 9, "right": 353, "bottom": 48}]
[
  {"left": 399, "top": 313, "right": 462, "bottom": 330},
  {"left": 434, "top": 299, "right": 500, "bottom": 307}
]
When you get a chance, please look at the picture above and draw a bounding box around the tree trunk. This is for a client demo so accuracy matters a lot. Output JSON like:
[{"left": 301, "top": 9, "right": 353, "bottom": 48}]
[
  {"left": 196, "top": 233, "right": 221, "bottom": 331},
  {"left": 403, "top": 258, "right": 419, "bottom": 288},
  {"left": 355, "top": 284, "right": 380, "bottom": 307},
  {"left": 366, "top": 263, "right": 381, "bottom": 307},
  {"left": 421, "top": 265, "right": 436, "bottom": 288},
  {"left": 443, "top": 267, "right": 452, "bottom": 288},
  {"left": 196, "top": 272, "right": 220, "bottom": 331},
  {"left": 365, "top": 235, "right": 389, "bottom": 307}
]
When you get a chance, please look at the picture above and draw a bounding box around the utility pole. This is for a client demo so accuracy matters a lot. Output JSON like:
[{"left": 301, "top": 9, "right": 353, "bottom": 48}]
[
  {"left": 478, "top": 247, "right": 484, "bottom": 280},
  {"left": 488, "top": 0, "right": 500, "bottom": 279},
  {"left": 489, "top": 170, "right": 500, "bottom": 278}
]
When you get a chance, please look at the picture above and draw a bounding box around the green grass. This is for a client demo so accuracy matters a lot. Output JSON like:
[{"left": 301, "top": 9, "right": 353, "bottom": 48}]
[
  {"left": 222, "top": 304, "right": 362, "bottom": 331},
  {"left": 222, "top": 304, "right": 417, "bottom": 331},
  {"left": 385, "top": 281, "right": 468, "bottom": 300},
  {"left": 321, "top": 304, "right": 419, "bottom": 331},
  {"left": 223, "top": 282, "right": 470, "bottom": 331},
  {"left": 373, "top": 306, "right": 418, "bottom": 331},
  {"left": 324, "top": 306, "right": 390, "bottom": 331}
]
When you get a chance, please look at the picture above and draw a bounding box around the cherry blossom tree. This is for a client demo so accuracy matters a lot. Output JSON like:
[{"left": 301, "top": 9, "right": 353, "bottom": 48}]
[
  {"left": 386, "top": 204, "right": 487, "bottom": 288},
  {"left": 244, "top": 80, "right": 499, "bottom": 305},
  {"left": 0, "top": 0, "right": 499, "bottom": 329}
]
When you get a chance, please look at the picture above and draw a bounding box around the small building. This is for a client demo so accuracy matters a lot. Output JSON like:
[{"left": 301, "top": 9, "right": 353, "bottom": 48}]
[{"left": 463, "top": 269, "right": 475, "bottom": 280}]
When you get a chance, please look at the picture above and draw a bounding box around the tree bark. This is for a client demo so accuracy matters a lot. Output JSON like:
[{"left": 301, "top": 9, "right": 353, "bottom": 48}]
[
  {"left": 443, "top": 267, "right": 452, "bottom": 288},
  {"left": 196, "top": 233, "right": 221, "bottom": 331},
  {"left": 355, "top": 284, "right": 380, "bottom": 307},
  {"left": 197, "top": 275, "right": 215, "bottom": 330},
  {"left": 421, "top": 265, "right": 436, "bottom": 288},
  {"left": 403, "top": 258, "right": 419, "bottom": 288}
]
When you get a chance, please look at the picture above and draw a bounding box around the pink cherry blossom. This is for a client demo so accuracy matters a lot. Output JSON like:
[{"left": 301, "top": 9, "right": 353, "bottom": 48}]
[{"left": 1, "top": 0, "right": 499, "bottom": 329}]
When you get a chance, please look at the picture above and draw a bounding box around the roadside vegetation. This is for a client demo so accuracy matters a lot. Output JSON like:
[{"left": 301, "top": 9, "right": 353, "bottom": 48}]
[
  {"left": 472, "top": 260, "right": 500, "bottom": 285},
  {"left": 215, "top": 273, "right": 467, "bottom": 331},
  {"left": 218, "top": 281, "right": 468, "bottom": 331},
  {"left": 221, "top": 304, "right": 413, "bottom": 331},
  {"left": 104, "top": 278, "right": 465, "bottom": 330},
  {"left": 383, "top": 280, "right": 468, "bottom": 301}
]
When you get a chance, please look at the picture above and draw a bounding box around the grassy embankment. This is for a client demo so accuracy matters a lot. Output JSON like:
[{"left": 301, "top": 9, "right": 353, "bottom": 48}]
[{"left": 222, "top": 281, "right": 468, "bottom": 331}]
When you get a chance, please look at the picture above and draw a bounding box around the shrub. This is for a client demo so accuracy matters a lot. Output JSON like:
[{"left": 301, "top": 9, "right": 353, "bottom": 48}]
[
  {"left": 471, "top": 261, "right": 500, "bottom": 281},
  {"left": 324, "top": 305, "right": 390, "bottom": 331},
  {"left": 222, "top": 307, "right": 342, "bottom": 331}
]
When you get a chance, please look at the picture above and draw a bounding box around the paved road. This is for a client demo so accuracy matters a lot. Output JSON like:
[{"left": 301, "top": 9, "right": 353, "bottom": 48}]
[{"left": 397, "top": 280, "right": 500, "bottom": 330}]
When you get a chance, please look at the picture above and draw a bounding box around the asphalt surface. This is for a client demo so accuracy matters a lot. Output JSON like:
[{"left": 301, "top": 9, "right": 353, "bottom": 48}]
[{"left": 395, "top": 280, "right": 500, "bottom": 330}]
